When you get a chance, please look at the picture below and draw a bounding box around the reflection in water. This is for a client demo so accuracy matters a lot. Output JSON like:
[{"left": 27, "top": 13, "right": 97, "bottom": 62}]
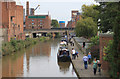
[
  {"left": 57, "top": 62, "right": 70, "bottom": 74},
  {"left": 2, "top": 51, "right": 24, "bottom": 77},
  {"left": 2, "top": 39, "right": 77, "bottom": 77}
]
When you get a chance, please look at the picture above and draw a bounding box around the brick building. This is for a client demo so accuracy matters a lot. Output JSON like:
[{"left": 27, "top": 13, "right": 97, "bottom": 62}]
[
  {"left": 25, "top": 1, "right": 51, "bottom": 30},
  {"left": 71, "top": 10, "right": 78, "bottom": 28},
  {"left": 25, "top": 15, "right": 51, "bottom": 30},
  {"left": 66, "top": 21, "right": 72, "bottom": 28},
  {"left": 75, "top": 12, "right": 82, "bottom": 25},
  {"left": 67, "top": 10, "right": 82, "bottom": 28},
  {"left": 1, "top": 1, "right": 25, "bottom": 42},
  {"left": 99, "top": 33, "right": 113, "bottom": 70}
]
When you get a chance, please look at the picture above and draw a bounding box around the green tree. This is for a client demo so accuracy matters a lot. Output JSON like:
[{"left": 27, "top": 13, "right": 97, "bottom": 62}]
[
  {"left": 51, "top": 19, "right": 60, "bottom": 28},
  {"left": 90, "top": 36, "right": 99, "bottom": 47},
  {"left": 75, "top": 17, "right": 97, "bottom": 38},
  {"left": 101, "top": 2, "right": 120, "bottom": 79},
  {"left": 97, "top": 2, "right": 120, "bottom": 33},
  {"left": 75, "top": 4, "right": 99, "bottom": 38},
  {"left": 82, "top": 4, "right": 99, "bottom": 22}
]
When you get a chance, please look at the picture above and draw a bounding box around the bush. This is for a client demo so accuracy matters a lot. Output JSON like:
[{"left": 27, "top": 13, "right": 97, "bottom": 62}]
[
  {"left": 2, "top": 37, "right": 50, "bottom": 56},
  {"left": 2, "top": 42, "right": 14, "bottom": 55},
  {"left": 39, "top": 37, "right": 46, "bottom": 41},
  {"left": 89, "top": 36, "right": 99, "bottom": 47},
  {"left": 103, "top": 40, "right": 119, "bottom": 78},
  {"left": 103, "top": 40, "right": 113, "bottom": 61},
  {"left": 88, "top": 36, "right": 100, "bottom": 60}
]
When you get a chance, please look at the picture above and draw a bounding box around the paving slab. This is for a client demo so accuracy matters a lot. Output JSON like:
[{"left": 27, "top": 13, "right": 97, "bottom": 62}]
[{"left": 68, "top": 37, "right": 110, "bottom": 79}]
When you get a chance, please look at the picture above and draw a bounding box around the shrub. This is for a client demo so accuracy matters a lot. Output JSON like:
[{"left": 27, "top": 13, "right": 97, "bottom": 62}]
[
  {"left": 2, "top": 36, "right": 50, "bottom": 56},
  {"left": 90, "top": 36, "right": 99, "bottom": 47}
]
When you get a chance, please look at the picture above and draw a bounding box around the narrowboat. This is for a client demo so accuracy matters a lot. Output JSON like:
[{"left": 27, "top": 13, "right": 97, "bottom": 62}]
[{"left": 57, "top": 46, "right": 71, "bottom": 62}]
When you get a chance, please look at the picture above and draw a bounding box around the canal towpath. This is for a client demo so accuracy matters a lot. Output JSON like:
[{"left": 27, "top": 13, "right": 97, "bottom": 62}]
[{"left": 68, "top": 37, "right": 110, "bottom": 79}]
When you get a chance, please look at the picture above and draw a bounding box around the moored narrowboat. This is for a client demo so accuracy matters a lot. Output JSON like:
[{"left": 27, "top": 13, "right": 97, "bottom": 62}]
[{"left": 57, "top": 46, "right": 71, "bottom": 62}]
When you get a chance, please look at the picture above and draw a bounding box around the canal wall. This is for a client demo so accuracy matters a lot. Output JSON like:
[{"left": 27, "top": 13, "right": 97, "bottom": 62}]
[{"left": 68, "top": 37, "right": 110, "bottom": 79}]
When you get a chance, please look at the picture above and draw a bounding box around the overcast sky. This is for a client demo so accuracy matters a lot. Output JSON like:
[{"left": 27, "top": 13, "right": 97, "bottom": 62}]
[{"left": 15, "top": 0, "right": 98, "bottom": 25}]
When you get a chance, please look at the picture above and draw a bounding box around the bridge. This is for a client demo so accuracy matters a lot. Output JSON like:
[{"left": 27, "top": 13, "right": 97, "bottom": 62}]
[
  {"left": 24, "top": 28, "right": 75, "bottom": 38},
  {"left": 24, "top": 28, "right": 74, "bottom": 33}
]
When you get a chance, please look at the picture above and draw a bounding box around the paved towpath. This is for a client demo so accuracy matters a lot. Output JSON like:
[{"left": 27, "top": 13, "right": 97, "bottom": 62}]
[{"left": 68, "top": 37, "right": 110, "bottom": 79}]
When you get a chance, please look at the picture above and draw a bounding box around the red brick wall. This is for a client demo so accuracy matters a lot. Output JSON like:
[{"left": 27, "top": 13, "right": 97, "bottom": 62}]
[
  {"left": 25, "top": 15, "right": 51, "bottom": 30},
  {"left": 69, "top": 10, "right": 81, "bottom": 28},
  {"left": 75, "top": 15, "right": 82, "bottom": 25},
  {"left": 2, "top": 2, "right": 25, "bottom": 41},
  {"left": 99, "top": 34, "right": 113, "bottom": 70},
  {"left": 2, "top": 2, "right": 9, "bottom": 28},
  {"left": 26, "top": 1, "right": 29, "bottom": 16},
  {"left": 71, "top": 10, "right": 78, "bottom": 28},
  {"left": 66, "top": 21, "right": 71, "bottom": 28},
  {"left": 72, "top": 10, "right": 78, "bottom": 20}
]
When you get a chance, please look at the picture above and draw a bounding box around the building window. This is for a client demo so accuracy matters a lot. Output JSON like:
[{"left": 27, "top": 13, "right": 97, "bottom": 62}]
[
  {"left": 18, "top": 25, "right": 20, "bottom": 30},
  {"left": 18, "top": 25, "right": 20, "bottom": 28},
  {"left": 11, "top": 16, "right": 15, "bottom": 22}
]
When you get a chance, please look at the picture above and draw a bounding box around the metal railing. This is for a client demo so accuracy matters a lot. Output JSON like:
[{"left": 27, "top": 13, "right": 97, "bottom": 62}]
[{"left": 24, "top": 27, "right": 75, "bottom": 31}]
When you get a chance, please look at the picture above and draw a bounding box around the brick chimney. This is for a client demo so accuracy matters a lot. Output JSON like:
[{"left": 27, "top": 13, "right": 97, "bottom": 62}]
[{"left": 26, "top": 1, "right": 29, "bottom": 16}]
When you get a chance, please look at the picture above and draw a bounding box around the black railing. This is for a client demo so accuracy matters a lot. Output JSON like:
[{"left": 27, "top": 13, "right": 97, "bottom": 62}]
[{"left": 24, "top": 27, "right": 75, "bottom": 31}]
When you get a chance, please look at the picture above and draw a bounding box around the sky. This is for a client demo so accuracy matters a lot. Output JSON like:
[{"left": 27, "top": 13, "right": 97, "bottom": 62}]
[{"left": 15, "top": 0, "right": 98, "bottom": 25}]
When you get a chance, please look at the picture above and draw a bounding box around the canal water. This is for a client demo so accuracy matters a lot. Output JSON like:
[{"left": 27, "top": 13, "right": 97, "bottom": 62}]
[{"left": 2, "top": 39, "right": 77, "bottom": 78}]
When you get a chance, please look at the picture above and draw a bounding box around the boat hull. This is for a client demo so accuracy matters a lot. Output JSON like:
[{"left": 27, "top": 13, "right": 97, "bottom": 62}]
[{"left": 57, "top": 55, "right": 71, "bottom": 62}]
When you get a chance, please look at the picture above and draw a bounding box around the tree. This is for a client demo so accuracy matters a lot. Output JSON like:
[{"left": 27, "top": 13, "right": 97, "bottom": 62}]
[
  {"left": 75, "top": 4, "right": 99, "bottom": 38},
  {"left": 75, "top": 17, "right": 97, "bottom": 38},
  {"left": 97, "top": 2, "right": 120, "bottom": 33},
  {"left": 82, "top": 4, "right": 99, "bottom": 22},
  {"left": 100, "top": 2, "right": 120, "bottom": 79},
  {"left": 51, "top": 19, "right": 60, "bottom": 28}
]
